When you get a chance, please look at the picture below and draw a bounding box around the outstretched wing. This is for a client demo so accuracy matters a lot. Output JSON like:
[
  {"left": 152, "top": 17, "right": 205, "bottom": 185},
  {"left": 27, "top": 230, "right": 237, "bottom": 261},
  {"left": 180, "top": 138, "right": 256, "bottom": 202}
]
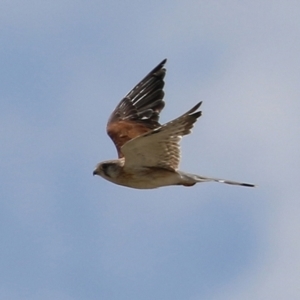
[
  {"left": 107, "top": 59, "right": 167, "bottom": 158},
  {"left": 121, "top": 102, "right": 202, "bottom": 171}
]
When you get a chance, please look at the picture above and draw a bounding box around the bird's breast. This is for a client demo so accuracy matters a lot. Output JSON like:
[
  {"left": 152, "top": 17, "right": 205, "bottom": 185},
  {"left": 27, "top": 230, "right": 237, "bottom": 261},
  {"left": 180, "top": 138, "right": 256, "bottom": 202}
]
[{"left": 110, "top": 167, "right": 181, "bottom": 189}]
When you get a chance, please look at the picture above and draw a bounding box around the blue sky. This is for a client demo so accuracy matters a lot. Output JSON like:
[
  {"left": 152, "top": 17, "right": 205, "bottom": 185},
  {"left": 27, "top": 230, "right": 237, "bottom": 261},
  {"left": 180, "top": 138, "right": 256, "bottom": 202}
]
[{"left": 1, "top": 1, "right": 300, "bottom": 299}]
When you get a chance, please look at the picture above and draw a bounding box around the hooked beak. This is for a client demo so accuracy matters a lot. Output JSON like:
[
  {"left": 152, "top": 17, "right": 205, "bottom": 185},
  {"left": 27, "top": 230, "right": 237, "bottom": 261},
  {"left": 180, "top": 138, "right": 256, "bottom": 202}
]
[{"left": 93, "top": 169, "right": 97, "bottom": 176}]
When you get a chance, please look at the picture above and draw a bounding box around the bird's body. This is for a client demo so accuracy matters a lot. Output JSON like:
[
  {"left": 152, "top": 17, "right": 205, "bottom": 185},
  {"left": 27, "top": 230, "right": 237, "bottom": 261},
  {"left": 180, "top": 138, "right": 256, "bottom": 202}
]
[
  {"left": 93, "top": 59, "right": 255, "bottom": 189},
  {"left": 97, "top": 159, "right": 187, "bottom": 189}
]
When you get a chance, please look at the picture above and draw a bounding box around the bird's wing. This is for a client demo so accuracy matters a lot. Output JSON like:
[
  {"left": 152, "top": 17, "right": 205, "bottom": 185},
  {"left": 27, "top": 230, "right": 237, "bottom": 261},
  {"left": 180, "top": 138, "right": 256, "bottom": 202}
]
[
  {"left": 107, "top": 59, "right": 167, "bottom": 158},
  {"left": 121, "top": 102, "right": 202, "bottom": 171}
]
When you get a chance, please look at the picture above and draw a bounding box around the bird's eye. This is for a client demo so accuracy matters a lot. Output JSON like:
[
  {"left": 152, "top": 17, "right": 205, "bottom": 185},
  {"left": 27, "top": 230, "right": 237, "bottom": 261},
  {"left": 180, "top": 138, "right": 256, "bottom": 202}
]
[{"left": 101, "top": 163, "right": 111, "bottom": 177}]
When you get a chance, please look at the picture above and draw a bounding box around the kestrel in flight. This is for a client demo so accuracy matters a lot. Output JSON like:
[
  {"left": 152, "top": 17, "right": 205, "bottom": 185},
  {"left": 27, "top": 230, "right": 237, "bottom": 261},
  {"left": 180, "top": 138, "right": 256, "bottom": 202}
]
[{"left": 93, "top": 59, "right": 255, "bottom": 189}]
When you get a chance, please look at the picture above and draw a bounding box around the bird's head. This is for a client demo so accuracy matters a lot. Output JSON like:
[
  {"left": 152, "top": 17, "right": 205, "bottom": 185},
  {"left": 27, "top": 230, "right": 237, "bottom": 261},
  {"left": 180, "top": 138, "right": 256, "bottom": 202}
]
[{"left": 93, "top": 160, "right": 123, "bottom": 179}]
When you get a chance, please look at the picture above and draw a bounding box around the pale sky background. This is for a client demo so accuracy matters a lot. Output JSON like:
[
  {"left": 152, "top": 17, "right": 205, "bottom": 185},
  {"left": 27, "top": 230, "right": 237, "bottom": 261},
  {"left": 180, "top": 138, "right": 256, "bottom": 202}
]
[{"left": 1, "top": 1, "right": 300, "bottom": 299}]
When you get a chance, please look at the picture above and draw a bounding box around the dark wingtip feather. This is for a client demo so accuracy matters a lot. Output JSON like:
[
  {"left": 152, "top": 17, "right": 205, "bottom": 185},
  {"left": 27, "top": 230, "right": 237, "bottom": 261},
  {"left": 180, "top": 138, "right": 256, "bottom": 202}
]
[
  {"left": 192, "top": 111, "right": 202, "bottom": 119},
  {"left": 160, "top": 58, "right": 167, "bottom": 66},
  {"left": 190, "top": 101, "right": 202, "bottom": 112},
  {"left": 241, "top": 183, "right": 256, "bottom": 187},
  {"left": 185, "top": 101, "right": 203, "bottom": 116}
]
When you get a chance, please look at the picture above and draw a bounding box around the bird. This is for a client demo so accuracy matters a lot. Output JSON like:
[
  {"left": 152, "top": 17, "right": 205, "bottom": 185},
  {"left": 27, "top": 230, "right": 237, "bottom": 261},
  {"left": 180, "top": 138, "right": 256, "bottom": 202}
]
[{"left": 93, "top": 59, "right": 255, "bottom": 189}]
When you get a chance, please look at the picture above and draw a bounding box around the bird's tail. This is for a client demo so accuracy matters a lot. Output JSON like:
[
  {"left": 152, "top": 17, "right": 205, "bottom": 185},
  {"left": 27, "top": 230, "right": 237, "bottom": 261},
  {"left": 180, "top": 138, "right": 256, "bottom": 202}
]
[{"left": 179, "top": 171, "right": 255, "bottom": 187}]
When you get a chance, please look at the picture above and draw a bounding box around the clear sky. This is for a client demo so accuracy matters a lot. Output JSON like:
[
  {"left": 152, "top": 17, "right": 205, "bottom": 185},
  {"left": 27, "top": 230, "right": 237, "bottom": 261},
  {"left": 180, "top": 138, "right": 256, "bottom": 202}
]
[{"left": 1, "top": 1, "right": 299, "bottom": 299}]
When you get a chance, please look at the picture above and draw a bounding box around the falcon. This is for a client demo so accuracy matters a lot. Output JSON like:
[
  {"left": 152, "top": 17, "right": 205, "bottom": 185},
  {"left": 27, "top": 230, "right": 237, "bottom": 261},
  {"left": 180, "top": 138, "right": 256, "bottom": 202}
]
[{"left": 93, "top": 59, "right": 255, "bottom": 189}]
